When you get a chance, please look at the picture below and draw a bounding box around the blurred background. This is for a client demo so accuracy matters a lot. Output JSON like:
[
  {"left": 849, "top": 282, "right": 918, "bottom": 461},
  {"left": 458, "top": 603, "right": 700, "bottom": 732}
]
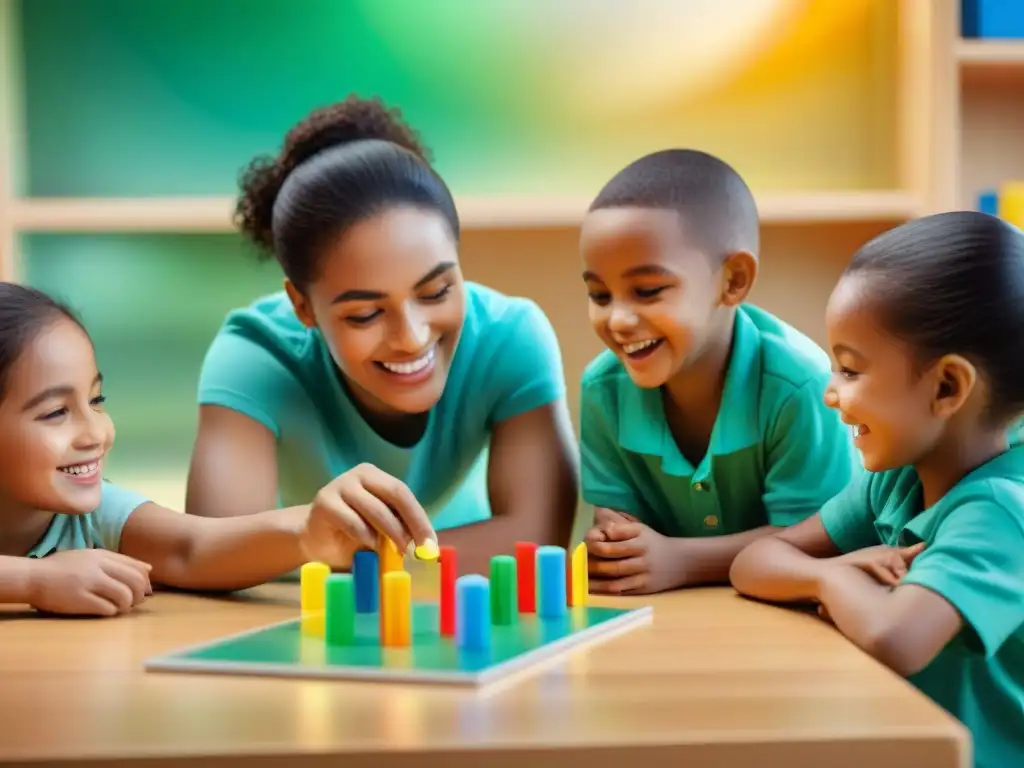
[{"left": 0, "top": 0, "right": 1021, "bottom": 514}]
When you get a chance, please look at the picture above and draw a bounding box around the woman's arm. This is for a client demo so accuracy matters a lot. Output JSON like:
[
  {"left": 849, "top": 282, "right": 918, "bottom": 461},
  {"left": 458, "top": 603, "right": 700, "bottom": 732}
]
[
  {"left": 437, "top": 400, "right": 579, "bottom": 575},
  {"left": 120, "top": 501, "right": 307, "bottom": 591},
  {"left": 185, "top": 405, "right": 281, "bottom": 518}
]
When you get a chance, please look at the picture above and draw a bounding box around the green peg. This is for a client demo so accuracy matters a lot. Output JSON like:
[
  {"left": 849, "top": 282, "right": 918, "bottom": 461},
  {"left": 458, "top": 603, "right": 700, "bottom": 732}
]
[
  {"left": 490, "top": 554, "right": 518, "bottom": 625},
  {"left": 325, "top": 573, "right": 355, "bottom": 645}
]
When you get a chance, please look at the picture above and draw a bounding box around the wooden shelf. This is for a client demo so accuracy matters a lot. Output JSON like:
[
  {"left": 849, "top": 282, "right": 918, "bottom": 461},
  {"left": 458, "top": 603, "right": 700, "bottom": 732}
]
[
  {"left": 957, "top": 39, "right": 1024, "bottom": 64},
  {"left": 753, "top": 191, "right": 918, "bottom": 223},
  {"left": 957, "top": 39, "right": 1024, "bottom": 81},
  {"left": 8, "top": 191, "right": 918, "bottom": 234},
  {"left": 10, "top": 197, "right": 236, "bottom": 233}
]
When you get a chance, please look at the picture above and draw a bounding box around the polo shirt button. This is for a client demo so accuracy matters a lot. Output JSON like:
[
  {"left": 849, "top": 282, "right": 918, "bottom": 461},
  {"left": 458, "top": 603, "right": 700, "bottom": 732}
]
[
  {"left": 704, "top": 514, "right": 719, "bottom": 528},
  {"left": 693, "top": 481, "right": 707, "bottom": 492}
]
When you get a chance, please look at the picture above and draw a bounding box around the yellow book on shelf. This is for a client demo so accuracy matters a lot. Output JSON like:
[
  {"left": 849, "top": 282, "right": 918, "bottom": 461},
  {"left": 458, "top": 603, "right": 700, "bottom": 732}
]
[{"left": 998, "top": 182, "right": 1024, "bottom": 229}]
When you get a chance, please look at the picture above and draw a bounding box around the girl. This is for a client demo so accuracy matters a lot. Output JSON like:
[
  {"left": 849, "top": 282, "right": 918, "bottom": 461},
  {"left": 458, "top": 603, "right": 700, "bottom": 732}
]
[
  {"left": 185, "top": 96, "right": 578, "bottom": 575},
  {"left": 729, "top": 211, "right": 1024, "bottom": 768},
  {"left": 0, "top": 283, "right": 367, "bottom": 616}
]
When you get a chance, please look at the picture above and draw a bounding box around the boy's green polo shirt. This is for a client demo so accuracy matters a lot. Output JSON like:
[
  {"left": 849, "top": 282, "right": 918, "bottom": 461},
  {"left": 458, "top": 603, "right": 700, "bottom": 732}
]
[
  {"left": 581, "top": 303, "right": 854, "bottom": 537},
  {"left": 820, "top": 445, "right": 1024, "bottom": 768}
]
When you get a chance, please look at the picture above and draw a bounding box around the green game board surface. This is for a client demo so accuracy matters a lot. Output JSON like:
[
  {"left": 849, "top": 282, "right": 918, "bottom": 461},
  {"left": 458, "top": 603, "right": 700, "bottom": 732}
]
[{"left": 145, "top": 602, "right": 653, "bottom": 686}]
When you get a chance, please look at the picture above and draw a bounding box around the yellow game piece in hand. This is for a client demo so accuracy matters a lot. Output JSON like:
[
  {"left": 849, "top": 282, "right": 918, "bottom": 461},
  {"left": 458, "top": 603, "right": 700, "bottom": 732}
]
[{"left": 412, "top": 538, "right": 439, "bottom": 562}]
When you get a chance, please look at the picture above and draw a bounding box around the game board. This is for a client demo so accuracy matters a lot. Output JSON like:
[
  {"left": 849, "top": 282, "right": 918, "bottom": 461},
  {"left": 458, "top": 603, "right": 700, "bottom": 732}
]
[{"left": 144, "top": 540, "right": 653, "bottom": 687}]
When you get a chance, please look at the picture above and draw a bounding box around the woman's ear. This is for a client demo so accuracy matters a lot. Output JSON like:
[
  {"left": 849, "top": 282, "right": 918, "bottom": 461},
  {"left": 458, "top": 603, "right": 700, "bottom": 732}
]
[{"left": 284, "top": 279, "right": 316, "bottom": 328}]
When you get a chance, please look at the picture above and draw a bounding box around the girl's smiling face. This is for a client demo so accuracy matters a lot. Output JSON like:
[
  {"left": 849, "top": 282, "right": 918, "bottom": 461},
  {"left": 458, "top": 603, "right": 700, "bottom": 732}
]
[
  {"left": 823, "top": 274, "right": 954, "bottom": 473},
  {"left": 0, "top": 317, "right": 114, "bottom": 516}
]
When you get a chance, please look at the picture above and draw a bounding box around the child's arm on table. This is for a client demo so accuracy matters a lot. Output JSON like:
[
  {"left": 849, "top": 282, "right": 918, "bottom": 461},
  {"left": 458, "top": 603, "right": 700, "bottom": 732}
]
[
  {"left": 0, "top": 551, "right": 152, "bottom": 616},
  {"left": 120, "top": 502, "right": 310, "bottom": 592},
  {"left": 730, "top": 513, "right": 964, "bottom": 677},
  {"left": 0, "top": 555, "right": 35, "bottom": 604},
  {"left": 124, "top": 465, "right": 439, "bottom": 592}
]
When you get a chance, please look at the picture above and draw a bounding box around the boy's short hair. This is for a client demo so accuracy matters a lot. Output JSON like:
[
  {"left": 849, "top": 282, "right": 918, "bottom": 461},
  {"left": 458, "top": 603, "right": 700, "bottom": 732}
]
[{"left": 589, "top": 149, "right": 760, "bottom": 261}]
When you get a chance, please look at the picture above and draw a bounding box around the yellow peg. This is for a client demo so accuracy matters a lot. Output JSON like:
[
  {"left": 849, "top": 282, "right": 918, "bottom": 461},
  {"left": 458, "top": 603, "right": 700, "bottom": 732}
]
[
  {"left": 412, "top": 537, "right": 439, "bottom": 562},
  {"left": 379, "top": 534, "right": 405, "bottom": 575},
  {"left": 569, "top": 542, "right": 588, "bottom": 607},
  {"left": 381, "top": 570, "right": 412, "bottom": 646},
  {"left": 300, "top": 561, "right": 330, "bottom": 637}
]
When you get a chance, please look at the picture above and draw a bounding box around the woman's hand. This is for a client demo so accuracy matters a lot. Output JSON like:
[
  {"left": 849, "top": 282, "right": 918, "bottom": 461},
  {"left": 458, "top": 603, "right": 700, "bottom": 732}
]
[{"left": 299, "top": 463, "right": 437, "bottom": 566}]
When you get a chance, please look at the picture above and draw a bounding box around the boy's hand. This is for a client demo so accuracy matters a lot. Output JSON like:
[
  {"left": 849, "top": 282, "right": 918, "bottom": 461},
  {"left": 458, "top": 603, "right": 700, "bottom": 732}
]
[
  {"left": 593, "top": 507, "right": 640, "bottom": 526},
  {"left": 834, "top": 542, "right": 925, "bottom": 587},
  {"left": 582, "top": 507, "right": 639, "bottom": 547},
  {"left": 27, "top": 550, "right": 153, "bottom": 617},
  {"left": 585, "top": 518, "right": 683, "bottom": 595}
]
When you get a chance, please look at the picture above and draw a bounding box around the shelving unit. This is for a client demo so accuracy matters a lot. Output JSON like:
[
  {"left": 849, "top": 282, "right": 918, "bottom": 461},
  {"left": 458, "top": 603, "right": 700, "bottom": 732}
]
[{"left": 949, "top": 7, "right": 1024, "bottom": 215}]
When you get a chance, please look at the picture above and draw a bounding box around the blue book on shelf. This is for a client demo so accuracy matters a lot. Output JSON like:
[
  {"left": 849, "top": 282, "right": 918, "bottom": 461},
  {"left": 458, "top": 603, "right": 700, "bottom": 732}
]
[
  {"left": 963, "top": 0, "right": 1024, "bottom": 38},
  {"left": 978, "top": 189, "right": 1000, "bottom": 216}
]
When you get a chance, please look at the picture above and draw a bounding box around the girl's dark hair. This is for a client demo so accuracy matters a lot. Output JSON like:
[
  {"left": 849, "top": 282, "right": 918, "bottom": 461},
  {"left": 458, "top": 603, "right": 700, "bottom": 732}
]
[
  {"left": 0, "top": 282, "right": 86, "bottom": 398},
  {"left": 845, "top": 210, "right": 1024, "bottom": 420},
  {"left": 235, "top": 94, "right": 460, "bottom": 289}
]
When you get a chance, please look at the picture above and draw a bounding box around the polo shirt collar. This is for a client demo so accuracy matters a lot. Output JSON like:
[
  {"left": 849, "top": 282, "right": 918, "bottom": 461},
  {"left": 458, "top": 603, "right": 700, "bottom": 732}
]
[
  {"left": 616, "top": 306, "right": 762, "bottom": 481},
  {"left": 901, "top": 444, "right": 1024, "bottom": 543}
]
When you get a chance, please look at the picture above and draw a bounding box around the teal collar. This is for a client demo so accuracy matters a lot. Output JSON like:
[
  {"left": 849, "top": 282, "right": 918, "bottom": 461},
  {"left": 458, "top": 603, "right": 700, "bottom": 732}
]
[
  {"left": 902, "top": 445, "right": 1024, "bottom": 543},
  {"left": 616, "top": 307, "right": 762, "bottom": 481}
]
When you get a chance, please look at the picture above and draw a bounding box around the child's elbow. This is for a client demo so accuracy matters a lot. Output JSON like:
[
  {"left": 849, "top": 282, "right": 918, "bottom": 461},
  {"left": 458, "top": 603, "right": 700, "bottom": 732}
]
[
  {"left": 728, "top": 539, "right": 770, "bottom": 593},
  {"left": 864, "top": 625, "right": 935, "bottom": 678}
]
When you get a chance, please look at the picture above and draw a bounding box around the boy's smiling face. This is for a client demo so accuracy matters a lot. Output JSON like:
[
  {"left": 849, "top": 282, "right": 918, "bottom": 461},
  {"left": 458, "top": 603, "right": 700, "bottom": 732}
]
[
  {"left": 581, "top": 207, "right": 734, "bottom": 388},
  {"left": 0, "top": 317, "right": 114, "bottom": 516}
]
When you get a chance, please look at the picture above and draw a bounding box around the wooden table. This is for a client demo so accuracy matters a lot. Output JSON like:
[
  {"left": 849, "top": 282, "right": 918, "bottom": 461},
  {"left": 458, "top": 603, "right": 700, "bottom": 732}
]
[{"left": 0, "top": 584, "right": 970, "bottom": 768}]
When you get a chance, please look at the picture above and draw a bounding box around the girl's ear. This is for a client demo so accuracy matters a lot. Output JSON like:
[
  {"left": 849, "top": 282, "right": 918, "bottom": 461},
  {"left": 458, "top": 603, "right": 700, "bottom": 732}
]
[{"left": 931, "top": 354, "right": 977, "bottom": 420}]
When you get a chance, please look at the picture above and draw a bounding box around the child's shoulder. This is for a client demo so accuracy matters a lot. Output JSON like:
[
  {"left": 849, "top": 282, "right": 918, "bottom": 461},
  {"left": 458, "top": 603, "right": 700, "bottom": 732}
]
[
  {"left": 866, "top": 445, "right": 1024, "bottom": 528},
  {"left": 742, "top": 304, "right": 833, "bottom": 393},
  {"left": 950, "top": 445, "right": 1024, "bottom": 514},
  {"left": 28, "top": 482, "right": 150, "bottom": 557}
]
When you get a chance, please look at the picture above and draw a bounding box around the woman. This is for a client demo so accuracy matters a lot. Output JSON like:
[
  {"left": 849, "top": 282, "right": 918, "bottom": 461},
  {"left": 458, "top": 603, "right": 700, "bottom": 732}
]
[{"left": 185, "top": 96, "right": 578, "bottom": 574}]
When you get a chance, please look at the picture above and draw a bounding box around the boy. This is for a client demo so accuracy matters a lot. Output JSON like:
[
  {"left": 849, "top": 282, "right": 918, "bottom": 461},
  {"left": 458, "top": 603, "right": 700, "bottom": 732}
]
[{"left": 579, "top": 149, "right": 855, "bottom": 594}]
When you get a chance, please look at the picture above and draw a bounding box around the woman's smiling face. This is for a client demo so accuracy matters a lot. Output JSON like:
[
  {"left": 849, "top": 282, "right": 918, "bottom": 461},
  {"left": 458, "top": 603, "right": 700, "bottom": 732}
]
[{"left": 287, "top": 205, "right": 467, "bottom": 417}]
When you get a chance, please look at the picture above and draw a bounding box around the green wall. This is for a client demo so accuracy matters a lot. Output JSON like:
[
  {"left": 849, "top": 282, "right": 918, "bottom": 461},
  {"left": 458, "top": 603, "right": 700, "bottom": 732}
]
[
  {"left": 22, "top": 234, "right": 282, "bottom": 472},
  {"left": 20, "top": 0, "right": 560, "bottom": 198}
]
